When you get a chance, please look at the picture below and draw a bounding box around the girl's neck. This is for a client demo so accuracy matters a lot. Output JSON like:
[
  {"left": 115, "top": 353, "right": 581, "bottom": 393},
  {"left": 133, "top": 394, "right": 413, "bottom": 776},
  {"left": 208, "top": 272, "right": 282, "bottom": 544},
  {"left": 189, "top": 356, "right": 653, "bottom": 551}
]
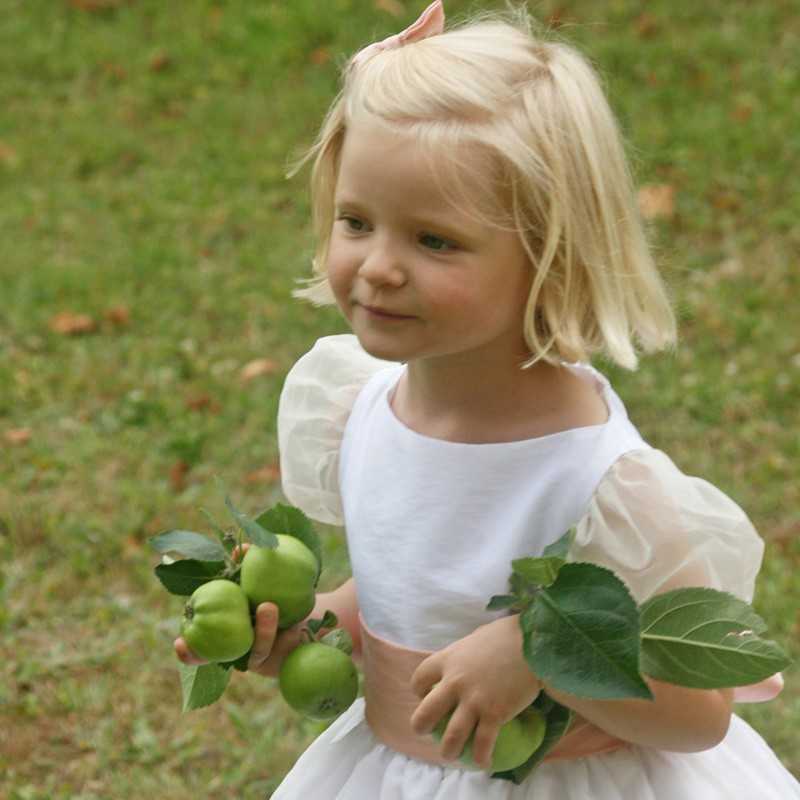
[{"left": 390, "top": 352, "right": 603, "bottom": 444}]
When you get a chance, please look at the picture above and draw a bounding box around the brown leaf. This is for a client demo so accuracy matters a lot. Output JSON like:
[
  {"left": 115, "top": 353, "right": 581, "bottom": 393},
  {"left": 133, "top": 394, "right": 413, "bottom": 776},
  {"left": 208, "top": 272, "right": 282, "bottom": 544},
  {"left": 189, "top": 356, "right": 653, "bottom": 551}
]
[
  {"left": 710, "top": 189, "right": 741, "bottom": 212},
  {"left": 310, "top": 47, "right": 331, "bottom": 66},
  {"left": 637, "top": 184, "right": 675, "bottom": 220},
  {"left": 374, "top": 0, "right": 405, "bottom": 17},
  {"left": 4, "top": 428, "right": 32, "bottom": 446},
  {"left": 0, "top": 141, "right": 19, "bottom": 168},
  {"left": 49, "top": 312, "right": 98, "bottom": 336},
  {"left": 241, "top": 358, "right": 279, "bottom": 382},
  {"left": 245, "top": 464, "right": 281, "bottom": 485},
  {"left": 634, "top": 13, "right": 660, "bottom": 38},
  {"left": 169, "top": 460, "right": 190, "bottom": 493},
  {"left": 104, "top": 305, "right": 131, "bottom": 326},
  {"left": 732, "top": 103, "right": 753, "bottom": 123},
  {"left": 149, "top": 51, "right": 172, "bottom": 72},
  {"left": 185, "top": 394, "right": 221, "bottom": 414},
  {"left": 68, "top": 0, "right": 128, "bottom": 10}
]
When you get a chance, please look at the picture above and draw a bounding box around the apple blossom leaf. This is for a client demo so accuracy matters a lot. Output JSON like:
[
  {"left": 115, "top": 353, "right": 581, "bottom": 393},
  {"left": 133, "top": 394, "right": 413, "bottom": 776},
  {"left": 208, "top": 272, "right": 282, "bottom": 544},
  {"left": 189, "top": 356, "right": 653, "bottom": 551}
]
[
  {"left": 542, "top": 527, "right": 576, "bottom": 559},
  {"left": 179, "top": 662, "right": 230, "bottom": 711},
  {"left": 486, "top": 594, "right": 518, "bottom": 612},
  {"left": 149, "top": 530, "right": 227, "bottom": 562},
  {"left": 511, "top": 556, "right": 565, "bottom": 588},
  {"left": 495, "top": 694, "right": 573, "bottom": 784},
  {"left": 307, "top": 610, "right": 338, "bottom": 638},
  {"left": 154, "top": 559, "right": 225, "bottom": 596},
  {"left": 220, "top": 649, "right": 252, "bottom": 673},
  {"left": 522, "top": 562, "right": 652, "bottom": 700},
  {"left": 223, "top": 493, "right": 279, "bottom": 549},
  {"left": 199, "top": 507, "right": 236, "bottom": 552},
  {"left": 639, "top": 587, "right": 792, "bottom": 688},
  {"left": 255, "top": 503, "right": 322, "bottom": 577}
]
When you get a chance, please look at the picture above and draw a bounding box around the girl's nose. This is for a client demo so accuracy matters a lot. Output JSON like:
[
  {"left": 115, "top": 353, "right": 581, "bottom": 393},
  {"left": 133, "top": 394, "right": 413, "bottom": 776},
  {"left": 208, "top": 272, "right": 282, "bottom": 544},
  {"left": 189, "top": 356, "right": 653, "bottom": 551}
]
[{"left": 358, "top": 242, "right": 407, "bottom": 288}]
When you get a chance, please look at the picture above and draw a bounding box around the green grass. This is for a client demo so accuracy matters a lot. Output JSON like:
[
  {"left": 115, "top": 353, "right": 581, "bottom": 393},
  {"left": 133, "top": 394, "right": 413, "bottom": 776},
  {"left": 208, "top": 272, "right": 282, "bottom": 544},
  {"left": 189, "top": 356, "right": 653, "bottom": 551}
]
[{"left": 1, "top": 0, "right": 798, "bottom": 797}]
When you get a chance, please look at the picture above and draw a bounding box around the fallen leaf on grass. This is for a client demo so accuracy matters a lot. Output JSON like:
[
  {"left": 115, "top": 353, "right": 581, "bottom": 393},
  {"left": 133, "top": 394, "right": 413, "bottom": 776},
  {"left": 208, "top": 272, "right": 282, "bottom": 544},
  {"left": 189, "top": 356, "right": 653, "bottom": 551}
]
[
  {"left": 49, "top": 312, "right": 98, "bottom": 336},
  {"left": 0, "top": 141, "right": 19, "bottom": 168},
  {"left": 374, "top": 0, "right": 405, "bottom": 17},
  {"left": 4, "top": 428, "right": 32, "bottom": 446},
  {"left": 245, "top": 464, "right": 281, "bottom": 485},
  {"left": 638, "top": 184, "right": 675, "bottom": 220},
  {"left": 149, "top": 52, "right": 172, "bottom": 72},
  {"left": 185, "top": 394, "right": 221, "bottom": 414},
  {"left": 634, "top": 13, "right": 660, "bottom": 38},
  {"left": 310, "top": 47, "right": 331, "bottom": 66},
  {"left": 170, "top": 460, "right": 191, "bottom": 493},
  {"left": 241, "top": 358, "right": 279, "bottom": 382},
  {"left": 104, "top": 306, "right": 131, "bottom": 326}
]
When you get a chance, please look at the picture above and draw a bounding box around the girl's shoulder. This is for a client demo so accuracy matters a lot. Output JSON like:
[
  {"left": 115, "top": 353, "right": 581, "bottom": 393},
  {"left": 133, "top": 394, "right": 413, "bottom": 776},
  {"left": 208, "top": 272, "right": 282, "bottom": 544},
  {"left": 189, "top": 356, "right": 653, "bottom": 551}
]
[
  {"left": 570, "top": 448, "right": 765, "bottom": 604},
  {"left": 276, "top": 335, "right": 396, "bottom": 525}
]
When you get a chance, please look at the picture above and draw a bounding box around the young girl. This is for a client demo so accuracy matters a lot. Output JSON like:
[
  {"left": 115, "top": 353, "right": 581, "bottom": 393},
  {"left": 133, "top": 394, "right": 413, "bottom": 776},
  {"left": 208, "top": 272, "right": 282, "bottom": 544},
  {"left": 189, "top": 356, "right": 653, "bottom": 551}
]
[{"left": 177, "top": 2, "right": 799, "bottom": 796}]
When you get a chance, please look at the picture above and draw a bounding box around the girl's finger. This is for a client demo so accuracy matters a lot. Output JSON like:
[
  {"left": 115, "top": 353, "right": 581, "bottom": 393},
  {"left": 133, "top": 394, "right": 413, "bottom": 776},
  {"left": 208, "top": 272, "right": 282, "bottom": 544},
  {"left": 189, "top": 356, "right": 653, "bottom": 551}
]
[
  {"left": 410, "top": 653, "right": 443, "bottom": 698},
  {"left": 410, "top": 681, "right": 454, "bottom": 736},
  {"left": 174, "top": 636, "right": 208, "bottom": 666},
  {"left": 438, "top": 703, "right": 479, "bottom": 763},
  {"left": 247, "top": 602, "right": 279, "bottom": 671},
  {"left": 469, "top": 715, "right": 501, "bottom": 771}
]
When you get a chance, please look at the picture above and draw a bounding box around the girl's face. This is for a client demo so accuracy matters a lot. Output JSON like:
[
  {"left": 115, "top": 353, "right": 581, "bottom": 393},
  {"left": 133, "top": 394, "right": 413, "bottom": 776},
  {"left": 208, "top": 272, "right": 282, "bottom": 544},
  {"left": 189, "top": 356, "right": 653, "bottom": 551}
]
[{"left": 327, "top": 121, "right": 533, "bottom": 368}]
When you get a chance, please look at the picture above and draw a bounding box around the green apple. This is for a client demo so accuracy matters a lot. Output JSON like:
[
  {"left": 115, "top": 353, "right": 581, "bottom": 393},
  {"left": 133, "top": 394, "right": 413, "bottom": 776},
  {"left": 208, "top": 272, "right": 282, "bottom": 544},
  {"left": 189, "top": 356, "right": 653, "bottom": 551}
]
[
  {"left": 239, "top": 535, "right": 318, "bottom": 628},
  {"left": 279, "top": 641, "right": 359, "bottom": 720},
  {"left": 433, "top": 706, "right": 547, "bottom": 773},
  {"left": 180, "top": 579, "right": 254, "bottom": 663}
]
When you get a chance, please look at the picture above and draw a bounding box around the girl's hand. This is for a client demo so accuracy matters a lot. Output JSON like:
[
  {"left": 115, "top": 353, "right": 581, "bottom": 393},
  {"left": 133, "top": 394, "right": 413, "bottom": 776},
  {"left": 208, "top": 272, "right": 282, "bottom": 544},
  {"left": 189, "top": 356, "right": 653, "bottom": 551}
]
[
  {"left": 174, "top": 543, "right": 303, "bottom": 677},
  {"left": 409, "top": 615, "right": 541, "bottom": 771}
]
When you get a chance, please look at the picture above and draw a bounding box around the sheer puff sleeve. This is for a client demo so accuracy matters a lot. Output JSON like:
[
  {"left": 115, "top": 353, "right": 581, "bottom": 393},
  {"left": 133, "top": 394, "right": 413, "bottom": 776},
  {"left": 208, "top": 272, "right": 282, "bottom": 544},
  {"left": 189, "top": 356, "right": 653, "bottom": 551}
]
[
  {"left": 277, "top": 335, "right": 394, "bottom": 526},
  {"left": 570, "top": 448, "right": 764, "bottom": 604},
  {"left": 569, "top": 448, "right": 785, "bottom": 703}
]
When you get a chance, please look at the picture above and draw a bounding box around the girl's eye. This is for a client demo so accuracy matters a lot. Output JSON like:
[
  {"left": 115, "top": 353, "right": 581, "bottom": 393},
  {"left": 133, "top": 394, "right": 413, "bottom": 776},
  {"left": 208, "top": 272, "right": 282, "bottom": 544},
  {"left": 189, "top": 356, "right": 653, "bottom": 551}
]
[
  {"left": 419, "top": 233, "right": 456, "bottom": 252},
  {"left": 338, "top": 215, "right": 367, "bottom": 233}
]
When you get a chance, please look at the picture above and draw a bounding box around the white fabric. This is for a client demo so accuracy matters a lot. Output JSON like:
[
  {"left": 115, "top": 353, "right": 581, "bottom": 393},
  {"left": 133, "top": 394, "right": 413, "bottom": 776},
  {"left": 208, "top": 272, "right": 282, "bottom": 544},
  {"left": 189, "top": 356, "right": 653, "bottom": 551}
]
[
  {"left": 278, "top": 335, "right": 393, "bottom": 525},
  {"left": 272, "top": 700, "right": 800, "bottom": 799},
  {"left": 338, "top": 356, "right": 647, "bottom": 650},
  {"left": 271, "top": 335, "right": 799, "bottom": 798}
]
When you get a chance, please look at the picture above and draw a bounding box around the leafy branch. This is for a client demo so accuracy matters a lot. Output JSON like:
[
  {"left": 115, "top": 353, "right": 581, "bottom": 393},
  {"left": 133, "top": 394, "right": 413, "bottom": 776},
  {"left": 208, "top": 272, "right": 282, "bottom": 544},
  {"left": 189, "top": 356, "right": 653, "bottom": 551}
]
[
  {"left": 148, "top": 485, "right": 323, "bottom": 711},
  {"left": 490, "top": 528, "right": 792, "bottom": 783}
]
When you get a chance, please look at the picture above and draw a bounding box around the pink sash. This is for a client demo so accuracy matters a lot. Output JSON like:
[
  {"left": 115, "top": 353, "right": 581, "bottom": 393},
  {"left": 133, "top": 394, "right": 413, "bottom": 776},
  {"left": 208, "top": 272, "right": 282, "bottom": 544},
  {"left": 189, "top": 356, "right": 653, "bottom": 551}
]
[
  {"left": 359, "top": 614, "right": 627, "bottom": 766},
  {"left": 358, "top": 614, "right": 784, "bottom": 768}
]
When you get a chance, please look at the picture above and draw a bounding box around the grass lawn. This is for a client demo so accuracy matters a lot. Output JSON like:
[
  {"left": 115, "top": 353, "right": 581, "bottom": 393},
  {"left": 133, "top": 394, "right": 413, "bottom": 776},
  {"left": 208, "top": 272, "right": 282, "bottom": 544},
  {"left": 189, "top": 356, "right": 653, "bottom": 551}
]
[{"left": 1, "top": 1, "right": 798, "bottom": 797}]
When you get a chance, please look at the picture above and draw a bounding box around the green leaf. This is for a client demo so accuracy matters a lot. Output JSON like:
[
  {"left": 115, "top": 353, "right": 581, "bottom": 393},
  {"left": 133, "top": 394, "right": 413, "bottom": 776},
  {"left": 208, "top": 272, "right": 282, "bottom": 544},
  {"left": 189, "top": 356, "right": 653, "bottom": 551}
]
[
  {"left": 522, "top": 562, "right": 652, "bottom": 700},
  {"left": 486, "top": 594, "right": 518, "bottom": 612},
  {"left": 495, "top": 694, "right": 573, "bottom": 784},
  {"left": 320, "top": 628, "right": 354, "bottom": 655},
  {"left": 154, "top": 559, "right": 225, "bottom": 596},
  {"left": 542, "top": 527, "right": 576, "bottom": 559},
  {"left": 307, "top": 610, "right": 338, "bottom": 638},
  {"left": 224, "top": 493, "right": 279, "bottom": 549},
  {"left": 511, "top": 556, "right": 565, "bottom": 588},
  {"left": 199, "top": 507, "right": 236, "bottom": 553},
  {"left": 255, "top": 503, "right": 323, "bottom": 576},
  {"left": 179, "top": 662, "right": 230, "bottom": 711},
  {"left": 149, "top": 530, "right": 227, "bottom": 562},
  {"left": 639, "top": 587, "right": 793, "bottom": 689}
]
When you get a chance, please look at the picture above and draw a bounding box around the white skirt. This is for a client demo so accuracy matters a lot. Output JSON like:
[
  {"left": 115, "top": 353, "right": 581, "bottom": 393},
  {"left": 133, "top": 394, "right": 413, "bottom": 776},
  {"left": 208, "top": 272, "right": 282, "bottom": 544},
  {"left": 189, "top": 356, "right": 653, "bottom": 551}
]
[{"left": 270, "top": 698, "right": 800, "bottom": 800}]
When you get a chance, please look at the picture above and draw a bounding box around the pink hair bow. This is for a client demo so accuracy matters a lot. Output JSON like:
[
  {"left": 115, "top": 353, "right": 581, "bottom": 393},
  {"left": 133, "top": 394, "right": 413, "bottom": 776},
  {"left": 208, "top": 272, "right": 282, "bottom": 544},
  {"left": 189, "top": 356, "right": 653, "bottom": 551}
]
[{"left": 351, "top": 0, "right": 445, "bottom": 68}]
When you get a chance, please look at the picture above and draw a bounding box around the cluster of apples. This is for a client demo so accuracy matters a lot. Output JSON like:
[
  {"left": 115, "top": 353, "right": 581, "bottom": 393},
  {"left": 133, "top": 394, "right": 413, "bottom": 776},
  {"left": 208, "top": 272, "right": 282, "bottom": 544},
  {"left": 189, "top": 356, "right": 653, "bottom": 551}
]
[{"left": 181, "top": 534, "right": 358, "bottom": 721}]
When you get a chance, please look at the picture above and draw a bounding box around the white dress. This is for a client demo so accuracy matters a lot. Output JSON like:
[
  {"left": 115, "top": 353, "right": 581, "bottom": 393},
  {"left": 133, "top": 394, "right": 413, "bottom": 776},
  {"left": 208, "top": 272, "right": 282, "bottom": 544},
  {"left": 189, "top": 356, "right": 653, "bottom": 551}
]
[{"left": 271, "top": 334, "right": 800, "bottom": 799}]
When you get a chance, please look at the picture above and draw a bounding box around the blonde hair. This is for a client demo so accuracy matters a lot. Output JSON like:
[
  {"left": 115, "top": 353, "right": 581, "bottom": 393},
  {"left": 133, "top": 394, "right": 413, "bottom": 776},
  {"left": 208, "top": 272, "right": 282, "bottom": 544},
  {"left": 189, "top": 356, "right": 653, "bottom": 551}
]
[{"left": 291, "top": 5, "right": 676, "bottom": 370}]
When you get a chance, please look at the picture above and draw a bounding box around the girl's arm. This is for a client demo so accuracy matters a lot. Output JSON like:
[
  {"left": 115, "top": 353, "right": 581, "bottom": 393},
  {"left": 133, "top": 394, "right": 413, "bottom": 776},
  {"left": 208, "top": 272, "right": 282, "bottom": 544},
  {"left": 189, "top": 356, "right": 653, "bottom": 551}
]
[
  {"left": 410, "top": 613, "right": 733, "bottom": 769},
  {"left": 544, "top": 678, "right": 734, "bottom": 753}
]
